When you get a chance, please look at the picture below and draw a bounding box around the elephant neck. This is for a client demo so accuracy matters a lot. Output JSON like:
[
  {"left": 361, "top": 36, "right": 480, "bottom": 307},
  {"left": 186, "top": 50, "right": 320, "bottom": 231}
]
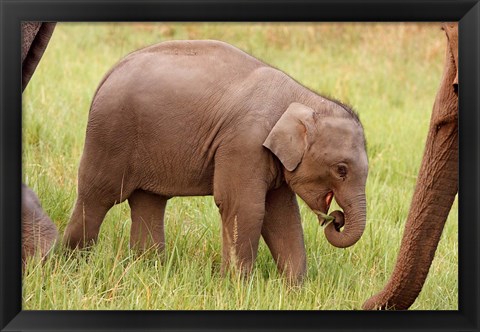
[{"left": 273, "top": 160, "right": 286, "bottom": 190}]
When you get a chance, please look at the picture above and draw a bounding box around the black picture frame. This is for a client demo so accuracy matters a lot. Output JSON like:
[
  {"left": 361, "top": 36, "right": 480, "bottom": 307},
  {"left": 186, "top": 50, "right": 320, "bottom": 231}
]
[{"left": 1, "top": 0, "right": 479, "bottom": 331}]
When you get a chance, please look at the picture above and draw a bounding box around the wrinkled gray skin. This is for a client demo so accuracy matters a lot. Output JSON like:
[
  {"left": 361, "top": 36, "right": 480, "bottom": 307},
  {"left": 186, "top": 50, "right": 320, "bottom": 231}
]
[
  {"left": 64, "top": 40, "right": 368, "bottom": 281},
  {"left": 22, "top": 22, "right": 57, "bottom": 91},
  {"left": 21, "top": 22, "right": 58, "bottom": 265},
  {"left": 22, "top": 184, "right": 58, "bottom": 264}
]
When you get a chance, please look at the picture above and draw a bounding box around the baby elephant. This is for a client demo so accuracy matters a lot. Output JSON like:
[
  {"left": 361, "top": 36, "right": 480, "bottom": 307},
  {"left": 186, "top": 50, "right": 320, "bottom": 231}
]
[
  {"left": 22, "top": 184, "right": 58, "bottom": 265},
  {"left": 64, "top": 40, "right": 368, "bottom": 281}
]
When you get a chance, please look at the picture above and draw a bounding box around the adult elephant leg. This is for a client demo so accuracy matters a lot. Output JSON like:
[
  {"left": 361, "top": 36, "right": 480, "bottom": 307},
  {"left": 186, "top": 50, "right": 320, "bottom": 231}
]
[
  {"left": 363, "top": 23, "right": 458, "bottom": 310},
  {"left": 22, "top": 22, "right": 56, "bottom": 91},
  {"left": 262, "top": 183, "right": 306, "bottom": 282}
]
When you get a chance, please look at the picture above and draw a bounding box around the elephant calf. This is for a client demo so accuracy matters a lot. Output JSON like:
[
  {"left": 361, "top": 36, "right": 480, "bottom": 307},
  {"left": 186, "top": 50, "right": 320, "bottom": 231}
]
[
  {"left": 63, "top": 40, "right": 368, "bottom": 281},
  {"left": 22, "top": 184, "right": 58, "bottom": 265}
]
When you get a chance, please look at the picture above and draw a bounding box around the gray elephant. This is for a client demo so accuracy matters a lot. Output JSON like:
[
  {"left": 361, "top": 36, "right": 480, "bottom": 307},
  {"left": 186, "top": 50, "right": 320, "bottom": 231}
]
[
  {"left": 22, "top": 184, "right": 58, "bottom": 264},
  {"left": 22, "top": 22, "right": 56, "bottom": 91},
  {"left": 21, "top": 22, "right": 58, "bottom": 264},
  {"left": 63, "top": 40, "right": 368, "bottom": 281}
]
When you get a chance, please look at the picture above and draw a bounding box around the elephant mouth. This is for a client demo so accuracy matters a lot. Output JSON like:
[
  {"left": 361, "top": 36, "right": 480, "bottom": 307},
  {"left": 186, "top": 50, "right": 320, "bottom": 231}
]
[
  {"left": 314, "top": 191, "right": 335, "bottom": 226},
  {"left": 317, "top": 210, "right": 345, "bottom": 231},
  {"left": 325, "top": 191, "right": 334, "bottom": 210}
]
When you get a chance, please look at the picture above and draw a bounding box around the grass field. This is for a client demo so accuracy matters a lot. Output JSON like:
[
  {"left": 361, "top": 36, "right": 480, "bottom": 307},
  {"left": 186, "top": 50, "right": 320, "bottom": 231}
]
[{"left": 22, "top": 23, "right": 458, "bottom": 310}]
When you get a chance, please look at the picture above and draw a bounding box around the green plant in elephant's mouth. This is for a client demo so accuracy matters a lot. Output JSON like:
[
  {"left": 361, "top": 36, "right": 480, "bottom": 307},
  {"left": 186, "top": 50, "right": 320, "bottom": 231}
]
[{"left": 317, "top": 212, "right": 335, "bottom": 227}]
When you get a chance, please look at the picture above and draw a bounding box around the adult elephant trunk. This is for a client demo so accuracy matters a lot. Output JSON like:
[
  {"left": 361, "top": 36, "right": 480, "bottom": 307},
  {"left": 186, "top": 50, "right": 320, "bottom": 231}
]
[
  {"left": 324, "top": 192, "right": 367, "bottom": 248},
  {"left": 363, "top": 23, "right": 458, "bottom": 310}
]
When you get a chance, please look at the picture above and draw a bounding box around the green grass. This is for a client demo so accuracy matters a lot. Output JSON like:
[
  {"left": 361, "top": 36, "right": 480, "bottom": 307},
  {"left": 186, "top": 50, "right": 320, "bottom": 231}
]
[{"left": 22, "top": 22, "right": 458, "bottom": 310}]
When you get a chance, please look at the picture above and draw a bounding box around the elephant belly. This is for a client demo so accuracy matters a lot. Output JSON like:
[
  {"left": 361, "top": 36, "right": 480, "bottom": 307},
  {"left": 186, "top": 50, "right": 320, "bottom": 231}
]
[
  {"left": 147, "top": 165, "right": 214, "bottom": 197},
  {"left": 137, "top": 136, "right": 216, "bottom": 197}
]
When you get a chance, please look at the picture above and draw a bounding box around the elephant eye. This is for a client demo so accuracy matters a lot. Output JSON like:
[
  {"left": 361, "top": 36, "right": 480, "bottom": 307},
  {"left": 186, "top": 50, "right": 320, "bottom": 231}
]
[{"left": 336, "top": 164, "right": 348, "bottom": 179}]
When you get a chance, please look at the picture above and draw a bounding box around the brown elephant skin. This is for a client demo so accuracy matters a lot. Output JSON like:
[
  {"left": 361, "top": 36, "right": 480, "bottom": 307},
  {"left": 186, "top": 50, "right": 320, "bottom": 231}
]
[
  {"left": 22, "top": 184, "right": 58, "bottom": 265},
  {"left": 63, "top": 40, "right": 369, "bottom": 281},
  {"left": 363, "top": 23, "right": 458, "bottom": 310}
]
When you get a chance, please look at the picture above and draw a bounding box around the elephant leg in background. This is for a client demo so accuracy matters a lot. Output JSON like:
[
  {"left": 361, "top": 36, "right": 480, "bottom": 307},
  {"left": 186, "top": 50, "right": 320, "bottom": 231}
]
[
  {"left": 128, "top": 190, "right": 168, "bottom": 252},
  {"left": 363, "top": 23, "right": 458, "bottom": 310},
  {"left": 22, "top": 22, "right": 56, "bottom": 91},
  {"left": 262, "top": 183, "right": 306, "bottom": 282}
]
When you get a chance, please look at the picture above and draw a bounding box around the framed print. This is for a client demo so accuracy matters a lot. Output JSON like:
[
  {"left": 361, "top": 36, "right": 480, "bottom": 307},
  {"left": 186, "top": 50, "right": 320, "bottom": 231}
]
[{"left": 1, "top": 1, "right": 479, "bottom": 331}]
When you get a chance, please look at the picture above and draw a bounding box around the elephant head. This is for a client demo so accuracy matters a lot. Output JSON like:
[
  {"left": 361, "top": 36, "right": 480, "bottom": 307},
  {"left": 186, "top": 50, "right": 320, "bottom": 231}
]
[{"left": 264, "top": 102, "right": 368, "bottom": 248}]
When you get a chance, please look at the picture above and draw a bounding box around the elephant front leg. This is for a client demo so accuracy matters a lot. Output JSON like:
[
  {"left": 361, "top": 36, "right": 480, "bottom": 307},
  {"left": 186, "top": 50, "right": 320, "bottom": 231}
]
[
  {"left": 262, "top": 183, "right": 306, "bottom": 283},
  {"left": 128, "top": 189, "right": 168, "bottom": 253},
  {"left": 216, "top": 192, "right": 266, "bottom": 276},
  {"left": 214, "top": 165, "right": 269, "bottom": 275}
]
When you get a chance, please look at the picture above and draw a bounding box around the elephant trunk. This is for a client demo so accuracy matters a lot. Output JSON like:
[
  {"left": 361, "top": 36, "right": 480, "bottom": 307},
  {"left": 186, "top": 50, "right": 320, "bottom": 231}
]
[
  {"left": 363, "top": 123, "right": 457, "bottom": 310},
  {"left": 324, "top": 193, "right": 366, "bottom": 248},
  {"left": 363, "top": 23, "right": 458, "bottom": 310}
]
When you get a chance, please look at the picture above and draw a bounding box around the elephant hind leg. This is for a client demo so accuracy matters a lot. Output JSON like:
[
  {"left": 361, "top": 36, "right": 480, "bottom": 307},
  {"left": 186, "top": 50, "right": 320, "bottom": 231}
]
[
  {"left": 63, "top": 171, "right": 134, "bottom": 249},
  {"left": 128, "top": 189, "right": 168, "bottom": 253},
  {"left": 63, "top": 195, "right": 114, "bottom": 250}
]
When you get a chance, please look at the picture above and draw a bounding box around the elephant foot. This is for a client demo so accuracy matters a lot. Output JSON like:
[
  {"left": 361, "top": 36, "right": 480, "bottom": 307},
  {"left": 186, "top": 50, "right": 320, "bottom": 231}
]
[
  {"left": 362, "top": 291, "right": 411, "bottom": 310},
  {"left": 362, "top": 293, "right": 388, "bottom": 310}
]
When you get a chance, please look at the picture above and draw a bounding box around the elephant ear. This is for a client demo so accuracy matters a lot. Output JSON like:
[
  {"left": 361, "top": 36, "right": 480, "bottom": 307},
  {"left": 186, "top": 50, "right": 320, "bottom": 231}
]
[{"left": 263, "top": 102, "right": 315, "bottom": 171}]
